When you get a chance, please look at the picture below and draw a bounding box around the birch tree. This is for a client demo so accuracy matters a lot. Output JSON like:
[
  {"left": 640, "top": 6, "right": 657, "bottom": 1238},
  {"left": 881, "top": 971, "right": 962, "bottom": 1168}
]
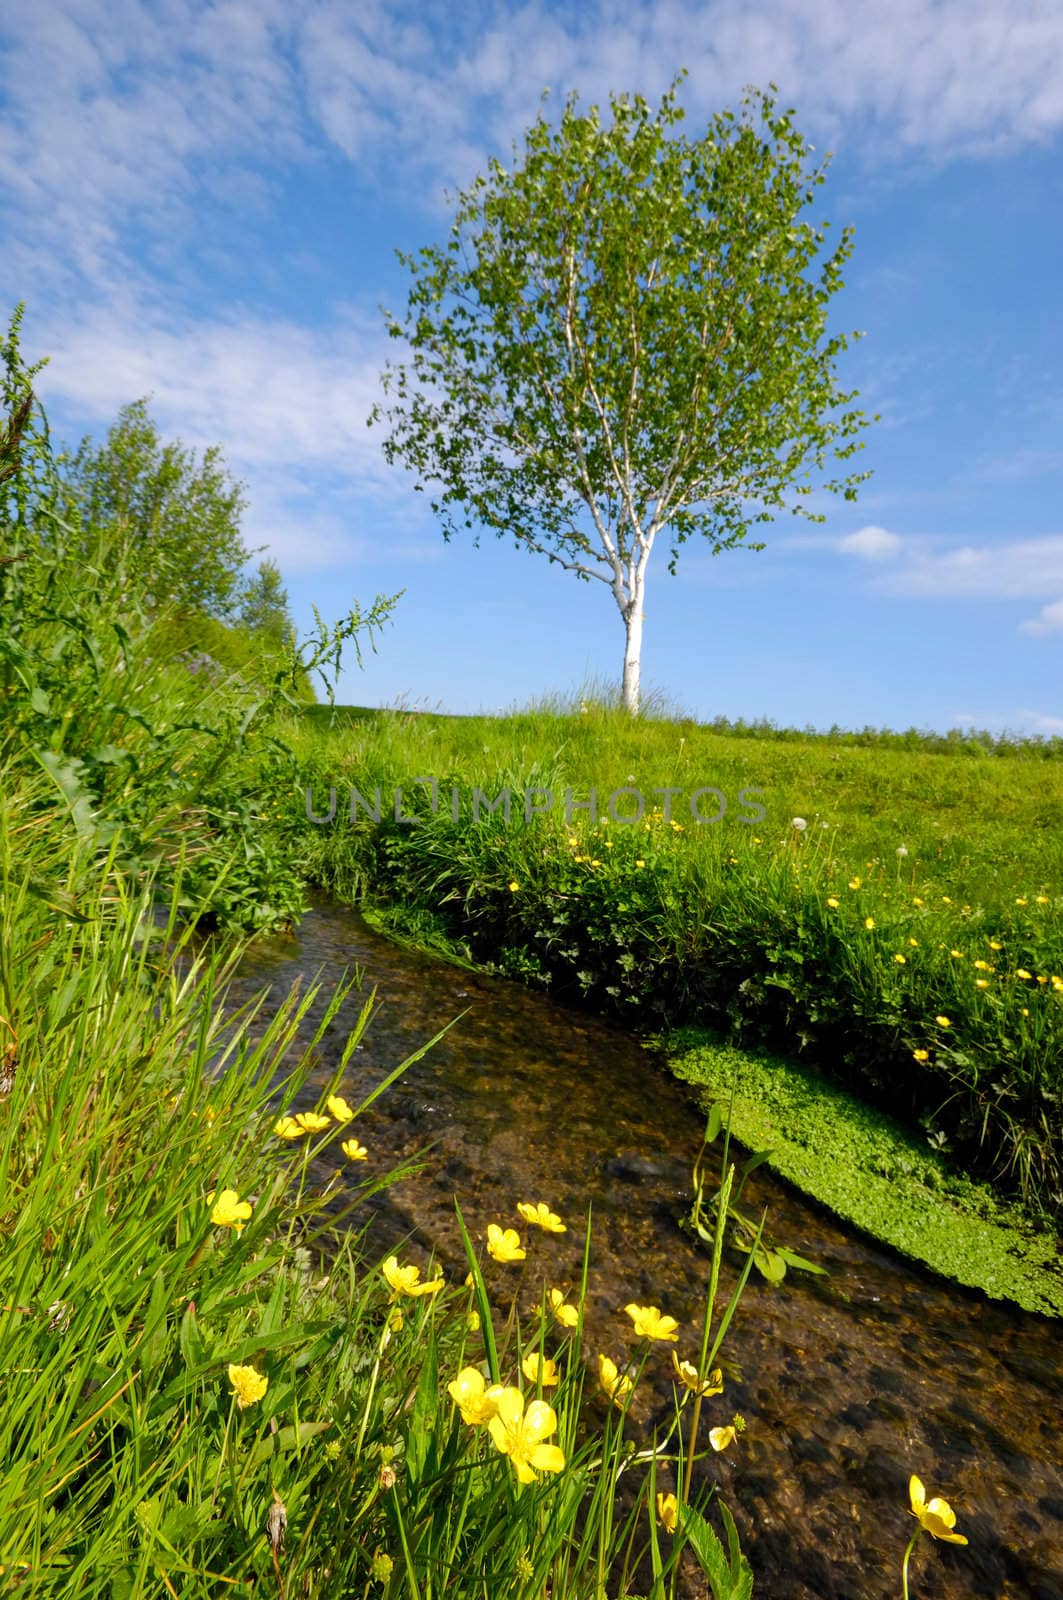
[{"left": 372, "top": 78, "right": 873, "bottom": 713}]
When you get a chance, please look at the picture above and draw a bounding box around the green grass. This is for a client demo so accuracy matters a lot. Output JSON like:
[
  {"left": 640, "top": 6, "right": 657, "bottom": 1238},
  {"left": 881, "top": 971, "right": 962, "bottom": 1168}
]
[{"left": 286, "top": 697, "right": 1063, "bottom": 1216}]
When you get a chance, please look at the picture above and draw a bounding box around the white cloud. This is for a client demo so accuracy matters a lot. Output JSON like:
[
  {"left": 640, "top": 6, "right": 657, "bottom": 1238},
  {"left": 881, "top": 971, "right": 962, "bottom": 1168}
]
[
  {"left": 950, "top": 707, "right": 1063, "bottom": 735},
  {"left": 881, "top": 535, "right": 1063, "bottom": 599},
  {"left": 838, "top": 524, "right": 902, "bottom": 560},
  {"left": 1019, "top": 598, "right": 1063, "bottom": 636}
]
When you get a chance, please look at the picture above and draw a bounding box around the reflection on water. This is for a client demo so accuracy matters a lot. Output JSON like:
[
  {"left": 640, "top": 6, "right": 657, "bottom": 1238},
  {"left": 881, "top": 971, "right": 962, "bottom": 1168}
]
[{"left": 227, "top": 897, "right": 1063, "bottom": 1600}]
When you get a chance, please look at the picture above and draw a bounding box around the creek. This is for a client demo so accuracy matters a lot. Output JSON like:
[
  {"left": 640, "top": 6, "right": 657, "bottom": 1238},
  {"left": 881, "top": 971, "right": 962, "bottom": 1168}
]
[{"left": 228, "top": 895, "right": 1062, "bottom": 1600}]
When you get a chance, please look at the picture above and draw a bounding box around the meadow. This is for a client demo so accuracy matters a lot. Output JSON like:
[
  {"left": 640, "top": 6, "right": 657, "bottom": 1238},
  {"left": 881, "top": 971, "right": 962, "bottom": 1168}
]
[
  {"left": 287, "top": 699, "right": 1063, "bottom": 1219},
  {"left": 0, "top": 313, "right": 1045, "bottom": 1596}
]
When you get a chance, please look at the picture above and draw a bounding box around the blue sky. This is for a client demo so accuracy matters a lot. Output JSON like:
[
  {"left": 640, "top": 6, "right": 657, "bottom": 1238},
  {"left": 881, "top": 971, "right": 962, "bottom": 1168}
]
[{"left": 2, "top": 1, "right": 1062, "bottom": 733}]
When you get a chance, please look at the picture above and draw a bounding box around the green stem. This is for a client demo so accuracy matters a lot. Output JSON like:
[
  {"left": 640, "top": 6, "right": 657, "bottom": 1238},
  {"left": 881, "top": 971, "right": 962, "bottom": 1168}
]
[{"left": 901, "top": 1528, "right": 921, "bottom": 1600}]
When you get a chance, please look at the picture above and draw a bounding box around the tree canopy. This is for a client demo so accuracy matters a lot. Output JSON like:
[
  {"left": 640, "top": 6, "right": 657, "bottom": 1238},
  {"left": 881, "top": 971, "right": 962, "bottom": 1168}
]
[{"left": 373, "top": 77, "right": 873, "bottom": 711}]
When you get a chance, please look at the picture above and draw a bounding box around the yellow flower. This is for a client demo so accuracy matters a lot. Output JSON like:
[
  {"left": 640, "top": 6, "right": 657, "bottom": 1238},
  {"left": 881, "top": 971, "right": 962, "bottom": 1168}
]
[
  {"left": 548, "top": 1288, "right": 579, "bottom": 1329},
  {"left": 657, "top": 1492, "right": 678, "bottom": 1533},
  {"left": 1015, "top": 897, "right": 1028, "bottom": 906},
  {"left": 341, "top": 1139, "right": 368, "bottom": 1161},
  {"left": 228, "top": 1363, "right": 268, "bottom": 1409},
  {"left": 709, "top": 1426, "right": 737, "bottom": 1452},
  {"left": 1036, "top": 895, "right": 1049, "bottom": 904},
  {"left": 941, "top": 896, "right": 951, "bottom": 904},
  {"left": 522, "top": 1352, "right": 559, "bottom": 1388},
  {"left": 382, "top": 1256, "right": 444, "bottom": 1300},
  {"left": 950, "top": 949, "right": 964, "bottom": 959},
  {"left": 671, "top": 1352, "right": 723, "bottom": 1396},
  {"left": 273, "top": 1115, "right": 308, "bottom": 1139},
  {"left": 209, "top": 1189, "right": 252, "bottom": 1232},
  {"left": 913, "top": 1049, "right": 930, "bottom": 1062},
  {"left": 486, "top": 1224, "right": 525, "bottom": 1263},
  {"left": 988, "top": 940, "right": 1002, "bottom": 952},
  {"left": 295, "top": 1111, "right": 331, "bottom": 1133},
  {"left": 1053, "top": 976, "right": 1063, "bottom": 991},
  {"left": 516, "top": 1201, "right": 566, "bottom": 1234},
  {"left": 624, "top": 1303, "right": 679, "bottom": 1342},
  {"left": 487, "top": 1388, "right": 566, "bottom": 1484},
  {"left": 912, "top": 896, "right": 925, "bottom": 907},
  {"left": 326, "top": 1094, "right": 354, "bottom": 1123},
  {"left": 826, "top": 896, "right": 839, "bottom": 908},
  {"left": 508, "top": 880, "right": 520, "bottom": 892},
  {"left": 635, "top": 859, "right": 645, "bottom": 869},
  {"left": 935, "top": 1016, "right": 951, "bottom": 1028},
  {"left": 865, "top": 917, "right": 875, "bottom": 931},
  {"left": 975, "top": 978, "right": 989, "bottom": 989},
  {"left": 908, "top": 1476, "right": 968, "bottom": 1544},
  {"left": 1016, "top": 969, "right": 1032, "bottom": 981},
  {"left": 849, "top": 877, "right": 861, "bottom": 890},
  {"left": 894, "top": 954, "right": 906, "bottom": 964},
  {"left": 973, "top": 959, "right": 993, "bottom": 972},
  {"left": 448, "top": 1367, "right": 503, "bottom": 1425},
  {"left": 598, "top": 1353, "right": 634, "bottom": 1408},
  {"left": 908, "top": 937, "right": 919, "bottom": 947},
  {"left": 466, "top": 1308, "right": 481, "bottom": 1332}
]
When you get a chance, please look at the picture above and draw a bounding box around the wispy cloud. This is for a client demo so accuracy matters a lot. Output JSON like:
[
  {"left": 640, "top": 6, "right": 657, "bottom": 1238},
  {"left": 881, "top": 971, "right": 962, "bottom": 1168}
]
[
  {"left": 1019, "top": 598, "right": 1063, "bottom": 636},
  {"left": 875, "top": 534, "right": 1063, "bottom": 600},
  {"left": 837, "top": 524, "right": 902, "bottom": 560}
]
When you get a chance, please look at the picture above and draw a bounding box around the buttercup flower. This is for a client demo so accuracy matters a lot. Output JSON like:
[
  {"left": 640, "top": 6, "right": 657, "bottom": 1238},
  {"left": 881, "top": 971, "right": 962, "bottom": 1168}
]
[
  {"left": 486, "top": 1224, "right": 526, "bottom": 1263},
  {"left": 295, "top": 1111, "right": 331, "bottom": 1133},
  {"left": 487, "top": 1389, "right": 565, "bottom": 1484},
  {"left": 508, "top": 881, "right": 520, "bottom": 892},
  {"left": 209, "top": 1189, "right": 252, "bottom": 1232},
  {"left": 448, "top": 1367, "right": 503, "bottom": 1425},
  {"left": 598, "top": 1353, "right": 633, "bottom": 1408},
  {"left": 913, "top": 1049, "right": 930, "bottom": 1062},
  {"left": 1016, "top": 969, "right": 1032, "bottom": 981},
  {"left": 548, "top": 1288, "right": 579, "bottom": 1329},
  {"left": 382, "top": 1256, "right": 444, "bottom": 1300},
  {"left": 709, "top": 1425, "right": 736, "bottom": 1452},
  {"left": 671, "top": 1352, "right": 723, "bottom": 1396},
  {"left": 522, "top": 1352, "right": 559, "bottom": 1388},
  {"left": 273, "top": 1116, "right": 307, "bottom": 1140},
  {"left": 849, "top": 877, "right": 862, "bottom": 890},
  {"left": 826, "top": 896, "right": 839, "bottom": 908},
  {"left": 624, "top": 1303, "right": 679, "bottom": 1342},
  {"left": 865, "top": 917, "right": 876, "bottom": 931},
  {"left": 341, "top": 1139, "right": 368, "bottom": 1161},
  {"left": 894, "top": 954, "right": 906, "bottom": 964},
  {"left": 935, "top": 1016, "right": 951, "bottom": 1028},
  {"left": 326, "top": 1094, "right": 354, "bottom": 1123},
  {"left": 657, "top": 1492, "right": 678, "bottom": 1533},
  {"left": 517, "top": 1201, "right": 566, "bottom": 1234},
  {"left": 908, "top": 1476, "right": 968, "bottom": 1544},
  {"left": 228, "top": 1363, "right": 268, "bottom": 1409}
]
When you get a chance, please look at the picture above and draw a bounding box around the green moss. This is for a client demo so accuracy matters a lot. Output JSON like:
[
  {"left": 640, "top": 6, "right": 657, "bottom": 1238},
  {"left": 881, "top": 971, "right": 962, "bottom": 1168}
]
[{"left": 665, "top": 1027, "right": 1063, "bottom": 1318}]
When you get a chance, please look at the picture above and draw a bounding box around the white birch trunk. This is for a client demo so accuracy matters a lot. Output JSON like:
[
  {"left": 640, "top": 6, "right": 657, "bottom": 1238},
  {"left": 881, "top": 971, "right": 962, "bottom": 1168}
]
[{"left": 621, "top": 580, "right": 645, "bottom": 714}]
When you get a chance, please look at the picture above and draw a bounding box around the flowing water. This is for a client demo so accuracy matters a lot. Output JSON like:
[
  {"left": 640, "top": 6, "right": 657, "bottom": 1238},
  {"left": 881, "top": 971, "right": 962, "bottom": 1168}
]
[{"left": 228, "top": 896, "right": 1062, "bottom": 1600}]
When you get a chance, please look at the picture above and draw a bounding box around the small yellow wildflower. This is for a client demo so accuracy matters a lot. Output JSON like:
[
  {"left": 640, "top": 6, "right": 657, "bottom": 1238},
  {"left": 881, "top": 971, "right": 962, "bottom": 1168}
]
[
  {"left": 941, "top": 896, "right": 952, "bottom": 904},
  {"left": 935, "top": 1016, "right": 951, "bottom": 1028},
  {"left": 209, "top": 1189, "right": 252, "bottom": 1232},
  {"left": 508, "top": 880, "right": 520, "bottom": 892},
  {"left": 273, "top": 1116, "right": 307, "bottom": 1139},
  {"left": 382, "top": 1256, "right": 444, "bottom": 1300},
  {"left": 973, "top": 959, "right": 993, "bottom": 972},
  {"left": 486, "top": 1224, "right": 525, "bottom": 1263},
  {"left": 228, "top": 1363, "right": 268, "bottom": 1409},
  {"left": 448, "top": 1367, "right": 503, "bottom": 1425},
  {"left": 865, "top": 917, "right": 875, "bottom": 931},
  {"left": 522, "top": 1352, "right": 559, "bottom": 1388},
  {"left": 950, "top": 949, "right": 964, "bottom": 959},
  {"left": 598, "top": 1353, "right": 634, "bottom": 1408},
  {"left": 909, "top": 937, "right": 919, "bottom": 947},
  {"left": 487, "top": 1389, "right": 566, "bottom": 1484},
  {"left": 326, "top": 1094, "right": 354, "bottom": 1123},
  {"left": 1016, "top": 897, "right": 1028, "bottom": 906},
  {"left": 624, "top": 1303, "right": 679, "bottom": 1342},
  {"left": 912, "top": 896, "right": 925, "bottom": 907},
  {"left": 671, "top": 1352, "right": 723, "bottom": 1396},
  {"left": 516, "top": 1201, "right": 566, "bottom": 1234},
  {"left": 295, "top": 1111, "right": 331, "bottom": 1133},
  {"left": 826, "top": 896, "right": 839, "bottom": 908},
  {"left": 975, "top": 978, "right": 990, "bottom": 989},
  {"left": 548, "top": 1288, "right": 579, "bottom": 1329},
  {"left": 466, "top": 1308, "right": 481, "bottom": 1332},
  {"left": 1035, "top": 895, "right": 1049, "bottom": 904},
  {"left": 908, "top": 1475, "right": 968, "bottom": 1544},
  {"left": 709, "top": 1426, "right": 737, "bottom": 1452},
  {"left": 635, "top": 859, "right": 645, "bottom": 869},
  {"left": 913, "top": 1049, "right": 930, "bottom": 1062},
  {"left": 657, "top": 1492, "right": 678, "bottom": 1533},
  {"left": 1016, "top": 969, "right": 1032, "bottom": 981},
  {"left": 849, "top": 877, "right": 862, "bottom": 890},
  {"left": 894, "top": 954, "right": 906, "bottom": 965},
  {"left": 341, "top": 1139, "right": 368, "bottom": 1161},
  {"left": 988, "top": 941, "right": 1002, "bottom": 952}
]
